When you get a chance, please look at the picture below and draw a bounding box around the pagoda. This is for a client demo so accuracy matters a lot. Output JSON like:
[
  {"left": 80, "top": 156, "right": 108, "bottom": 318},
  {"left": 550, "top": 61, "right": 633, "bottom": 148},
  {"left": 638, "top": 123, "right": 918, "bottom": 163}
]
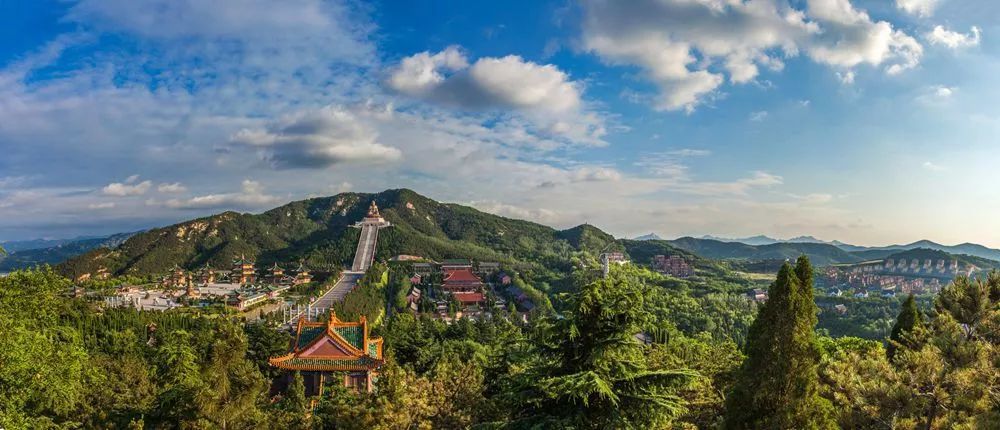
[
  {"left": 267, "top": 262, "right": 285, "bottom": 284},
  {"left": 232, "top": 255, "right": 256, "bottom": 285},
  {"left": 196, "top": 263, "right": 216, "bottom": 285},
  {"left": 293, "top": 263, "right": 313, "bottom": 285},
  {"left": 269, "top": 314, "right": 384, "bottom": 394}
]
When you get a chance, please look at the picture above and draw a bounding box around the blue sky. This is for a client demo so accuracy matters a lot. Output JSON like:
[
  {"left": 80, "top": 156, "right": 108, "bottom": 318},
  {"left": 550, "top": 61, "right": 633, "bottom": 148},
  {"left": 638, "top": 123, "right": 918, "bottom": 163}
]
[{"left": 1, "top": 0, "right": 998, "bottom": 247}]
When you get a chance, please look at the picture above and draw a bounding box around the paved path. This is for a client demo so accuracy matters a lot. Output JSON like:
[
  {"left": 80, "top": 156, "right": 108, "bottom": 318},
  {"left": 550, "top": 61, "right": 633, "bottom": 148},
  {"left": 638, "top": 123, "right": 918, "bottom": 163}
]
[
  {"left": 283, "top": 272, "right": 363, "bottom": 325},
  {"left": 351, "top": 224, "right": 379, "bottom": 272}
]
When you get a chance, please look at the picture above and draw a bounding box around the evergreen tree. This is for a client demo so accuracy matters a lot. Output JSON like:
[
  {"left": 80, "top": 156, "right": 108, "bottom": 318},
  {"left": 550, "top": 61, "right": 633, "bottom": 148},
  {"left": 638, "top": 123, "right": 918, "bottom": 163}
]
[
  {"left": 724, "top": 257, "right": 835, "bottom": 429},
  {"left": 284, "top": 371, "right": 307, "bottom": 414},
  {"left": 887, "top": 294, "right": 924, "bottom": 360},
  {"left": 507, "top": 263, "right": 695, "bottom": 429}
]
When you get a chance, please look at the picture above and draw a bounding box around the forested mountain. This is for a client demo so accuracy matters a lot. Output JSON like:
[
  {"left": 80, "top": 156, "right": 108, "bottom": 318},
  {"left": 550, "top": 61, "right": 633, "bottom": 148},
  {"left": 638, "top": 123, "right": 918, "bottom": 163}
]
[
  {"left": 668, "top": 236, "right": 864, "bottom": 266},
  {"left": 59, "top": 189, "right": 709, "bottom": 279},
  {"left": 0, "top": 232, "right": 137, "bottom": 272}
]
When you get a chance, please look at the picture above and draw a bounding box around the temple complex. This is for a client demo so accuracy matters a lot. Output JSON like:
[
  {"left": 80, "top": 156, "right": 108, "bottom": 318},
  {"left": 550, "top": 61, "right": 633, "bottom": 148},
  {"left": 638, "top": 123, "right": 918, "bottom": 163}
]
[{"left": 269, "top": 314, "right": 384, "bottom": 394}]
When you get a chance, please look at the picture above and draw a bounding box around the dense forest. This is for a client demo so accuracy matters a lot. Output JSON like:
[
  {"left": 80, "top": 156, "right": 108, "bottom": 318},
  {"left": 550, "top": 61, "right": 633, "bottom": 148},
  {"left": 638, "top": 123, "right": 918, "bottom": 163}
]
[{"left": 5, "top": 252, "right": 1000, "bottom": 429}]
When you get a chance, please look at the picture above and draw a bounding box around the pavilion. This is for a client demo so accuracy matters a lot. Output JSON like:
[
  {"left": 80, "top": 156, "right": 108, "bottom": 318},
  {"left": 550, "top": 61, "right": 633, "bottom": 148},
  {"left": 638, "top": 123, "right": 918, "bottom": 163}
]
[{"left": 269, "top": 314, "right": 384, "bottom": 394}]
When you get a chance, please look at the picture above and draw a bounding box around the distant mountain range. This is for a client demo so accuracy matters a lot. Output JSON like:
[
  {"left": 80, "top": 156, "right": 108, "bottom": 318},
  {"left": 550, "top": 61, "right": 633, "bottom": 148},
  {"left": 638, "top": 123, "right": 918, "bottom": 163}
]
[
  {"left": 633, "top": 233, "right": 664, "bottom": 241},
  {"left": 0, "top": 231, "right": 139, "bottom": 272},
  {"left": 693, "top": 235, "right": 1000, "bottom": 262}
]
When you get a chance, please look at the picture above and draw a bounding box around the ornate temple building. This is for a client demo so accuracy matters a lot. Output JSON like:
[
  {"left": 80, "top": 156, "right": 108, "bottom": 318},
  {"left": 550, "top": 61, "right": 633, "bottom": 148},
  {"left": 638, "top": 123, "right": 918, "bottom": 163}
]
[
  {"left": 441, "top": 267, "right": 485, "bottom": 292},
  {"left": 164, "top": 265, "right": 191, "bottom": 289},
  {"left": 267, "top": 262, "right": 286, "bottom": 284},
  {"left": 292, "top": 263, "right": 313, "bottom": 285},
  {"left": 269, "top": 315, "right": 384, "bottom": 394},
  {"left": 232, "top": 255, "right": 256, "bottom": 285},
  {"left": 196, "top": 263, "right": 216, "bottom": 285}
]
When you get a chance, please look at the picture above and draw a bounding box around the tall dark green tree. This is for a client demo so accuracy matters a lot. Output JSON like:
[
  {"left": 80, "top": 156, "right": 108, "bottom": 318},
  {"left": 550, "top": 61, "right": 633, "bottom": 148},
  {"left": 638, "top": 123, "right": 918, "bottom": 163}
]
[
  {"left": 507, "top": 263, "right": 695, "bottom": 429},
  {"left": 887, "top": 294, "right": 924, "bottom": 360},
  {"left": 724, "top": 256, "right": 835, "bottom": 429}
]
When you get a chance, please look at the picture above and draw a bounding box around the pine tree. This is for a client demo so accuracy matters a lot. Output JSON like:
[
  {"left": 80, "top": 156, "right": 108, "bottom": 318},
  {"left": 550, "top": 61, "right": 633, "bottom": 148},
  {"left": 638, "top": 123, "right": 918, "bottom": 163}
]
[
  {"left": 887, "top": 294, "right": 924, "bottom": 360},
  {"left": 284, "top": 371, "right": 307, "bottom": 414},
  {"left": 723, "top": 257, "right": 835, "bottom": 429}
]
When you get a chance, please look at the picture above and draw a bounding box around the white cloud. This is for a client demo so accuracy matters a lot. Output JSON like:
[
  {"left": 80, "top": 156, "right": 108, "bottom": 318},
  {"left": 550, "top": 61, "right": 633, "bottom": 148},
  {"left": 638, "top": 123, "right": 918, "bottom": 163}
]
[
  {"left": 896, "top": 0, "right": 939, "bottom": 17},
  {"left": 579, "top": 0, "right": 922, "bottom": 111},
  {"left": 570, "top": 166, "right": 622, "bottom": 183},
  {"left": 159, "top": 180, "right": 281, "bottom": 210},
  {"left": 837, "top": 70, "right": 856, "bottom": 84},
  {"left": 389, "top": 48, "right": 580, "bottom": 113},
  {"left": 229, "top": 105, "right": 402, "bottom": 169},
  {"left": 387, "top": 46, "right": 468, "bottom": 95},
  {"left": 87, "top": 202, "right": 116, "bottom": 210},
  {"left": 923, "top": 161, "right": 947, "bottom": 171},
  {"left": 750, "top": 111, "right": 769, "bottom": 122},
  {"left": 66, "top": 0, "right": 373, "bottom": 63},
  {"left": 927, "top": 26, "right": 982, "bottom": 49},
  {"left": 102, "top": 179, "right": 152, "bottom": 196},
  {"left": 157, "top": 183, "right": 188, "bottom": 193},
  {"left": 388, "top": 48, "right": 605, "bottom": 146}
]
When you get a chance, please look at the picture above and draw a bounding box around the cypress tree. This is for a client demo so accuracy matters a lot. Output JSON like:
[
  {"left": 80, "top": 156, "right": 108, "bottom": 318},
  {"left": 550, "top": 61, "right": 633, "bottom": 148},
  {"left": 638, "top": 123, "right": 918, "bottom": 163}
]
[
  {"left": 887, "top": 294, "right": 924, "bottom": 361},
  {"left": 724, "top": 256, "right": 835, "bottom": 429}
]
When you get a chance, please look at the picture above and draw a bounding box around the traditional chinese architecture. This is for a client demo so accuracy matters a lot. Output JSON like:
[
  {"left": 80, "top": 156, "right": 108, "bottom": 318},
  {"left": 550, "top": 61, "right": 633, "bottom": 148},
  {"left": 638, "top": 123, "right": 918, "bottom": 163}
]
[
  {"left": 164, "top": 265, "right": 191, "bottom": 289},
  {"left": 441, "top": 267, "right": 485, "bottom": 293},
  {"left": 652, "top": 254, "right": 694, "bottom": 278},
  {"left": 269, "top": 314, "right": 384, "bottom": 394},
  {"left": 196, "top": 264, "right": 216, "bottom": 285},
  {"left": 292, "top": 263, "right": 313, "bottom": 285},
  {"left": 266, "top": 262, "right": 286, "bottom": 284},
  {"left": 226, "top": 289, "right": 267, "bottom": 310},
  {"left": 232, "top": 255, "right": 256, "bottom": 285}
]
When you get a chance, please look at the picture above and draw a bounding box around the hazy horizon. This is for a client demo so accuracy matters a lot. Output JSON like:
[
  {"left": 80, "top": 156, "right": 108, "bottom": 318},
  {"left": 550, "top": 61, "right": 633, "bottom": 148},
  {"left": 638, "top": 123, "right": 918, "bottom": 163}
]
[{"left": 2, "top": 1, "right": 999, "bottom": 247}]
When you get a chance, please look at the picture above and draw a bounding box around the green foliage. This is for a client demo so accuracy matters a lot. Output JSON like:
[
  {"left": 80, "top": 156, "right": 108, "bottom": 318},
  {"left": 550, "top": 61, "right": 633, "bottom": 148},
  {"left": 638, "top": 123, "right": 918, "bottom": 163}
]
[
  {"left": 725, "top": 257, "right": 837, "bottom": 429},
  {"left": 887, "top": 294, "right": 925, "bottom": 360},
  {"left": 331, "top": 262, "right": 388, "bottom": 325},
  {"left": 504, "top": 264, "right": 697, "bottom": 429}
]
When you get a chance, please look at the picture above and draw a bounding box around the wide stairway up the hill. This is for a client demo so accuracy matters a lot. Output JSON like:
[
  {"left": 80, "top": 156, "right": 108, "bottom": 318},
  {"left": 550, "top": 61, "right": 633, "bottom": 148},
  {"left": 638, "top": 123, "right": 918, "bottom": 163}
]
[
  {"left": 349, "top": 200, "right": 391, "bottom": 273},
  {"left": 351, "top": 224, "right": 379, "bottom": 272}
]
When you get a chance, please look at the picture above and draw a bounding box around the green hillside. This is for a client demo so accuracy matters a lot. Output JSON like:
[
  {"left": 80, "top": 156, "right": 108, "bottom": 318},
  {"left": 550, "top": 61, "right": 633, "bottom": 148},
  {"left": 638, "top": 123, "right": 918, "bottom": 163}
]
[
  {"left": 57, "top": 189, "right": 649, "bottom": 278},
  {"left": 668, "top": 237, "right": 863, "bottom": 266}
]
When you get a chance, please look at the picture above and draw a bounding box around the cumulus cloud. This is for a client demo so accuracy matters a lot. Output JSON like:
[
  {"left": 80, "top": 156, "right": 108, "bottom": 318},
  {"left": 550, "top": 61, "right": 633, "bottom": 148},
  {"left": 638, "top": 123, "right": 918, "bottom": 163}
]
[
  {"left": 389, "top": 48, "right": 581, "bottom": 113},
  {"left": 387, "top": 47, "right": 605, "bottom": 146},
  {"left": 579, "top": 0, "right": 922, "bottom": 111},
  {"left": 159, "top": 180, "right": 281, "bottom": 210},
  {"left": 896, "top": 0, "right": 939, "bottom": 17},
  {"left": 102, "top": 178, "right": 152, "bottom": 196},
  {"left": 157, "top": 182, "right": 188, "bottom": 193},
  {"left": 229, "top": 106, "right": 402, "bottom": 169},
  {"left": 927, "top": 26, "right": 981, "bottom": 49},
  {"left": 750, "top": 111, "right": 769, "bottom": 122}
]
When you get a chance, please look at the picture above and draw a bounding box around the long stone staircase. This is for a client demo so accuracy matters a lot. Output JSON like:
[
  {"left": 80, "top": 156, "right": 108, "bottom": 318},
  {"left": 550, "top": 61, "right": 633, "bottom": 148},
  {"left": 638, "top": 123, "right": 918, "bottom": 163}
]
[{"left": 351, "top": 224, "right": 379, "bottom": 272}]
